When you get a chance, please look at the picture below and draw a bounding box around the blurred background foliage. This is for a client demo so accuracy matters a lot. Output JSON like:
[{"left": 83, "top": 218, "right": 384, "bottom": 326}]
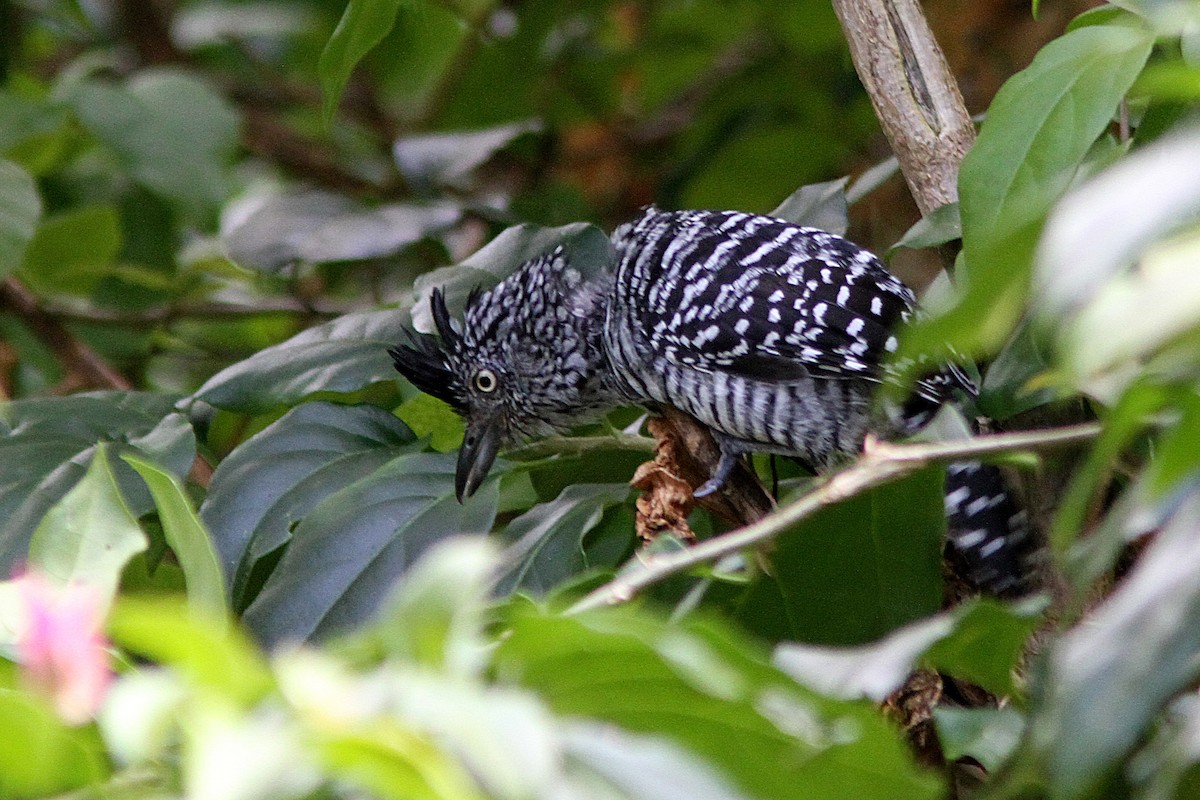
[{"left": 1, "top": 0, "right": 1094, "bottom": 403}]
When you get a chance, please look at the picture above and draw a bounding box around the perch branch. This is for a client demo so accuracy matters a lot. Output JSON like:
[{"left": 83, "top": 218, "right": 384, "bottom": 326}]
[{"left": 568, "top": 423, "right": 1101, "bottom": 613}]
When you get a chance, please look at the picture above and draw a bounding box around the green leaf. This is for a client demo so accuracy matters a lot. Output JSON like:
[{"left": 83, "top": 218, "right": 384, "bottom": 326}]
[
  {"left": 242, "top": 452, "right": 499, "bottom": 646},
  {"left": 395, "top": 393, "right": 464, "bottom": 452},
  {"left": 934, "top": 706, "right": 1025, "bottom": 772},
  {"left": 977, "top": 321, "right": 1057, "bottom": 420},
  {"left": 394, "top": 120, "right": 542, "bottom": 194},
  {"left": 769, "top": 177, "right": 850, "bottom": 235},
  {"left": 774, "top": 598, "right": 1044, "bottom": 701},
  {"left": 192, "top": 309, "right": 411, "bottom": 413},
  {"left": 1059, "top": 225, "right": 1200, "bottom": 399},
  {"left": 902, "top": 21, "right": 1154, "bottom": 364},
  {"left": 315, "top": 729, "right": 486, "bottom": 800},
  {"left": 0, "top": 693, "right": 108, "bottom": 798},
  {"left": 18, "top": 204, "right": 121, "bottom": 295},
  {"left": 562, "top": 721, "right": 757, "bottom": 800},
  {"left": 201, "top": 402, "right": 419, "bottom": 607},
  {"left": 1052, "top": 380, "right": 1168, "bottom": 558},
  {"left": 0, "top": 160, "right": 41, "bottom": 280},
  {"left": 67, "top": 70, "right": 240, "bottom": 216},
  {"left": 924, "top": 599, "right": 1047, "bottom": 697},
  {"left": 27, "top": 442, "right": 147, "bottom": 604},
  {"left": 495, "top": 483, "right": 632, "bottom": 596},
  {"left": 738, "top": 467, "right": 945, "bottom": 646},
  {"left": 319, "top": 0, "right": 413, "bottom": 123},
  {"left": 1110, "top": 0, "right": 1200, "bottom": 35},
  {"left": 496, "top": 606, "right": 941, "bottom": 800},
  {"left": 108, "top": 596, "right": 272, "bottom": 704},
  {"left": 122, "top": 452, "right": 227, "bottom": 617},
  {"left": 1035, "top": 128, "right": 1200, "bottom": 390},
  {"left": 358, "top": 538, "right": 498, "bottom": 676},
  {"left": 1025, "top": 490, "right": 1200, "bottom": 800},
  {"left": 222, "top": 191, "right": 460, "bottom": 272},
  {"left": 0, "top": 394, "right": 194, "bottom": 573},
  {"left": 1127, "top": 695, "right": 1200, "bottom": 800},
  {"left": 887, "top": 202, "right": 961, "bottom": 255}
]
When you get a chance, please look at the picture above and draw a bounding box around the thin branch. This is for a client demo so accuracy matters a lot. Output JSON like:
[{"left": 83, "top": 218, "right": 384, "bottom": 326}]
[
  {"left": 567, "top": 423, "right": 1101, "bottom": 614},
  {"left": 505, "top": 433, "right": 657, "bottom": 460},
  {"left": 0, "top": 277, "right": 133, "bottom": 390},
  {"left": 42, "top": 299, "right": 356, "bottom": 327}
]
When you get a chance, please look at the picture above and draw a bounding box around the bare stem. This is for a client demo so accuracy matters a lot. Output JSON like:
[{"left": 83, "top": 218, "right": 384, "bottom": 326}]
[
  {"left": 506, "top": 433, "right": 658, "bottom": 460},
  {"left": 567, "top": 423, "right": 1101, "bottom": 614}
]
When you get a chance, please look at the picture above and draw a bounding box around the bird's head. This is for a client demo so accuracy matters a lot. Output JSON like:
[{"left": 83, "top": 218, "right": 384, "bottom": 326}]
[{"left": 390, "top": 248, "right": 614, "bottom": 501}]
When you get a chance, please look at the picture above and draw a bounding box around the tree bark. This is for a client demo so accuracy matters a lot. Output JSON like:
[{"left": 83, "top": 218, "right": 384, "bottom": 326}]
[{"left": 831, "top": 0, "right": 975, "bottom": 215}]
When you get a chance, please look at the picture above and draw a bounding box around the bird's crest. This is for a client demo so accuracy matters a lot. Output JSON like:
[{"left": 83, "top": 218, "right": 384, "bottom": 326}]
[{"left": 388, "top": 287, "right": 469, "bottom": 412}]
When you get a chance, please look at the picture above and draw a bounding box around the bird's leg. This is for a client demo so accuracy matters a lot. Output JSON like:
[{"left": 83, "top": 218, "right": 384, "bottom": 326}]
[{"left": 693, "top": 434, "right": 748, "bottom": 498}]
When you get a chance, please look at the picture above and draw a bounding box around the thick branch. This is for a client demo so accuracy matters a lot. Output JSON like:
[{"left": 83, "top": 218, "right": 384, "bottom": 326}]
[
  {"left": 831, "top": 0, "right": 975, "bottom": 214},
  {"left": 568, "top": 423, "right": 1101, "bottom": 613},
  {"left": 0, "top": 277, "right": 132, "bottom": 390}
]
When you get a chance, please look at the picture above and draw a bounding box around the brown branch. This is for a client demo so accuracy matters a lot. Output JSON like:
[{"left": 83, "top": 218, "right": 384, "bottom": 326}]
[
  {"left": 831, "top": 0, "right": 975, "bottom": 215},
  {"left": 42, "top": 298, "right": 355, "bottom": 327},
  {"left": 1, "top": 277, "right": 133, "bottom": 391}
]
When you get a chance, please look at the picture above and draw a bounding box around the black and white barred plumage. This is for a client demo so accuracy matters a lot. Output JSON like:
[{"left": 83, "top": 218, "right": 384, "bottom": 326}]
[{"left": 391, "top": 207, "right": 1033, "bottom": 595}]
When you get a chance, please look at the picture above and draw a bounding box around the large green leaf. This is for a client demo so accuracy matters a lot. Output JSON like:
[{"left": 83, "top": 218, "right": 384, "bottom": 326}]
[
  {"left": 200, "top": 402, "right": 419, "bottom": 608},
  {"left": 27, "top": 442, "right": 147, "bottom": 604},
  {"left": 354, "top": 538, "right": 497, "bottom": 678},
  {"left": 773, "top": 598, "right": 1044, "bottom": 701},
  {"left": 0, "top": 393, "right": 194, "bottom": 571},
  {"left": 901, "top": 21, "right": 1154, "bottom": 364},
  {"left": 123, "top": 453, "right": 226, "bottom": 617},
  {"left": 108, "top": 596, "right": 272, "bottom": 705},
  {"left": 191, "top": 310, "right": 410, "bottom": 413},
  {"left": 222, "top": 191, "right": 460, "bottom": 272},
  {"left": 1023, "top": 490, "right": 1200, "bottom": 800},
  {"left": 0, "top": 693, "right": 108, "bottom": 798},
  {"left": 562, "top": 721, "right": 756, "bottom": 800},
  {"left": 1035, "top": 128, "right": 1200, "bottom": 321},
  {"left": 738, "top": 467, "right": 945, "bottom": 646},
  {"left": 495, "top": 483, "right": 631, "bottom": 597},
  {"left": 496, "top": 606, "right": 941, "bottom": 800},
  {"left": 0, "top": 159, "right": 41, "bottom": 280},
  {"left": 242, "top": 453, "right": 499, "bottom": 646},
  {"left": 67, "top": 69, "right": 240, "bottom": 216},
  {"left": 17, "top": 204, "right": 121, "bottom": 296}
]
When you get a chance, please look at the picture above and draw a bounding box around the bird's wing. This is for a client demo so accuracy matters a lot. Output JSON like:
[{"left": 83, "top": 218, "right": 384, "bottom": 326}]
[{"left": 615, "top": 209, "right": 918, "bottom": 384}]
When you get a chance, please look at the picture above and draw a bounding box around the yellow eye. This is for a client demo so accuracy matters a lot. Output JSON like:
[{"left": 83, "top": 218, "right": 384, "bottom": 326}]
[{"left": 474, "top": 369, "right": 498, "bottom": 393}]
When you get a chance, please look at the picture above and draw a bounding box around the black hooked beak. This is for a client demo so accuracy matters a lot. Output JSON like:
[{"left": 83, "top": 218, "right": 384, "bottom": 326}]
[{"left": 455, "top": 419, "right": 501, "bottom": 502}]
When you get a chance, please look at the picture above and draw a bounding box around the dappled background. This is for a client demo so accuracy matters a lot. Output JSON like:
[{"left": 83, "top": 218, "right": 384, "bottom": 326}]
[{"left": 2, "top": 0, "right": 1093, "bottom": 400}]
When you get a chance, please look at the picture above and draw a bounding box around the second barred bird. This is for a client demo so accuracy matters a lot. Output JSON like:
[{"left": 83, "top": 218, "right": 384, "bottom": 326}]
[{"left": 390, "top": 207, "right": 1033, "bottom": 595}]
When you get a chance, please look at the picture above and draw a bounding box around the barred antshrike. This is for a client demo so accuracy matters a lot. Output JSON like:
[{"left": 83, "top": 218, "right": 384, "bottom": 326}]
[{"left": 391, "top": 208, "right": 1032, "bottom": 595}]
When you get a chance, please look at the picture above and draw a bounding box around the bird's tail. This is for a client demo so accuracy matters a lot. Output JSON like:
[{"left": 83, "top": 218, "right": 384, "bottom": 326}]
[
  {"left": 943, "top": 460, "right": 1035, "bottom": 596},
  {"left": 897, "top": 373, "right": 1037, "bottom": 597}
]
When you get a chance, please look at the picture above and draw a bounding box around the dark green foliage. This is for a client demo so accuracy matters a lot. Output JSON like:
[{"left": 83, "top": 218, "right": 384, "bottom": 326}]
[{"left": 3, "top": 1, "right": 1200, "bottom": 797}]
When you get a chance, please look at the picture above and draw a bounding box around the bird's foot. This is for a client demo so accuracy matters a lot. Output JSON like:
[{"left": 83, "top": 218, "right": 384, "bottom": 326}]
[{"left": 693, "top": 449, "right": 741, "bottom": 498}]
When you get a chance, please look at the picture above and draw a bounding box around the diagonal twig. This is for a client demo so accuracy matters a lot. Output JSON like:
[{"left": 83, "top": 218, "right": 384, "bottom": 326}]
[{"left": 567, "top": 422, "right": 1101, "bottom": 614}]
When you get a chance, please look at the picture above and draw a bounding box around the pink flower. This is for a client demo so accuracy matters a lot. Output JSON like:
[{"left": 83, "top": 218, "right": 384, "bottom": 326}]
[{"left": 13, "top": 571, "right": 113, "bottom": 725}]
